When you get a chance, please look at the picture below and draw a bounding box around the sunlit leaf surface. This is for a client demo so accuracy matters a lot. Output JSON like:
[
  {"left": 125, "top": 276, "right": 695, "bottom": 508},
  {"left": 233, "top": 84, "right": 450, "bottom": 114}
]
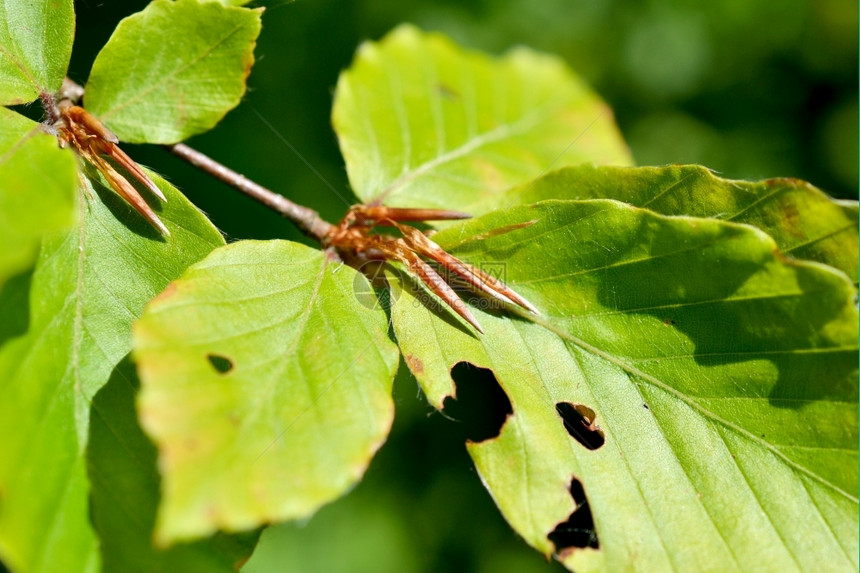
[
  {"left": 134, "top": 240, "right": 400, "bottom": 544},
  {"left": 88, "top": 356, "right": 260, "bottom": 572},
  {"left": 0, "top": 0, "right": 73, "bottom": 104},
  {"left": 0, "top": 108, "right": 76, "bottom": 288},
  {"left": 389, "top": 199, "right": 858, "bottom": 572},
  {"left": 493, "top": 164, "right": 859, "bottom": 284},
  {"left": 333, "top": 25, "right": 631, "bottom": 213},
  {"left": 85, "top": 0, "right": 261, "bottom": 144}
]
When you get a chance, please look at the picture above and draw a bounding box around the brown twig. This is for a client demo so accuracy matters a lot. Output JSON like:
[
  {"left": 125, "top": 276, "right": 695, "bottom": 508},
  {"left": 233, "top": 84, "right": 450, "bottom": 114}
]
[{"left": 166, "top": 143, "right": 333, "bottom": 242}]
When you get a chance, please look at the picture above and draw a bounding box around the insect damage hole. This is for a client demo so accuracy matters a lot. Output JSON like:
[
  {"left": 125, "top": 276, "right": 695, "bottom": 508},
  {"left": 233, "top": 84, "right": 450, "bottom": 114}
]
[
  {"left": 548, "top": 478, "right": 599, "bottom": 553},
  {"left": 556, "top": 402, "right": 605, "bottom": 450},
  {"left": 207, "top": 353, "right": 234, "bottom": 374},
  {"left": 442, "top": 362, "right": 513, "bottom": 442}
]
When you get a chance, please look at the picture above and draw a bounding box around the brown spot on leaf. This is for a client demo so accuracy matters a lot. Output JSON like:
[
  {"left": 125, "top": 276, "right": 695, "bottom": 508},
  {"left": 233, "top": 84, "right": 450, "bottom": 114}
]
[
  {"left": 663, "top": 318, "right": 676, "bottom": 326},
  {"left": 472, "top": 157, "right": 503, "bottom": 189},
  {"left": 436, "top": 82, "right": 461, "bottom": 100},
  {"left": 405, "top": 354, "right": 424, "bottom": 375},
  {"left": 772, "top": 248, "right": 793, "bottom": 264},
  {"left": 783, "top": 202, "right": 809, "bottom": 239},
  {"left": 442, "top": 362, "right": 512, "bottom": 442},
  {"left": 549, "top": 478, "right": 599, "bottom": 555},
  {"left": 765, "top": 177, "right": 803, "bottom": 188},
  {"left": 556, "top": 402, "right": 605, "bottom": 450},
  {"left": 152, "top": 282, "right": 177, "bottom": 304}
]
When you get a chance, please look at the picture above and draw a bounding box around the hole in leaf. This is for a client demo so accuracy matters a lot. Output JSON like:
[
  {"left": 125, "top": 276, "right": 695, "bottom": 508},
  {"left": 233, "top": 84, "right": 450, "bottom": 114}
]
[
  {"left": 549, "top": 478, "right": 599, "bottom": 553},
  {"left": 207, "top": 354, "right": 233, "bottom": 374},
  {"left": 442, "top": 362, "right": 513, "bottom": 442},
  {"left": 556, "top": 402, "right": 605, "bottom": 450}
]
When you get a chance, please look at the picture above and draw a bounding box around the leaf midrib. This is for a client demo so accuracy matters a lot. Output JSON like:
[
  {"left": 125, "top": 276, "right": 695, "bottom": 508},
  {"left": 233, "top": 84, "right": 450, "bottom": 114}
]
[
  {"left": 374, "top": 94, "right": 571, "bottom": 204},
  {"left": 72, "top": 182, "right": 88, "bottom": 444},
  {"left": 568, "top": 340, "right": 739, "bottom": 572},
  {"left": 0, "top": 23, "right": 41, "bottom": 95},
  {"left": 0, "top": 123, "right": 42, "bottom": 167},
  {"left": 98, "top": 20, "right": 249, "bottom": 121},
  {"left": 525, "top": 310, "right": 859, "bottom": 503},
  {"left": 250, "top": 255, "right": 330, "bottom": 452}
]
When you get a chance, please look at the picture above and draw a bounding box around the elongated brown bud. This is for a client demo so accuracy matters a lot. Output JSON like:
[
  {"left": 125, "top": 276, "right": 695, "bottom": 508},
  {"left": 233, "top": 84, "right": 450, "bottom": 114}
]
[
  {"left": 90, "top": 154, "right": 170, "bottom": 236},
  {"left": 62, "top": 104, "right": 119, "bottom": 143},
  {"left": 371, "top": 237, "right": 484, "bottom": 333},
  {"left": 331, "top": 203, "right": 538, "bottom": 334},
  {"left": 394, "top": 221, "right": 539, "bottom": 314},
  {"left": 58, "top": 105, "right": 169, "bottom": 235},
  {"left": 352, "top": 205, "right": 471, "bottom": 226}
]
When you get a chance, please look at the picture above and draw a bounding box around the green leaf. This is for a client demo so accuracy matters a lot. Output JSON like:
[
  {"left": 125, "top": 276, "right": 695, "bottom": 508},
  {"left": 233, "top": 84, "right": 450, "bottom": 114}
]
[
  {"left": 0, "top": 0, "right": 74, "bottom": 104},
  {"left": 88, "top": 355, "right": 259, "bottom": 572},
  {"left": 0, "top": 107, "right": 77, "bottom": 287},
  {"left": 84, "top": 0, "right": 262, "bottom": 144},
  {"left": 0, "top": 169, "right": 224, "bottom": 572},
  {"left": 133, "top": 240, "right": 400, "bottom": 544},
  {"left": 202, "top": 0, "right": 261, "bottom": 6},
  {"left": 332, "top": 25, "right": 631, "bottom": 212},
  {"left": 199, "top": 0, "right": 293, "bottom": 6},
  {"left": 389, "top": 200, "right": 858, "bottom": 571},
  {"left": 492, "top": 164, "right": 860, "bottom": 285}
]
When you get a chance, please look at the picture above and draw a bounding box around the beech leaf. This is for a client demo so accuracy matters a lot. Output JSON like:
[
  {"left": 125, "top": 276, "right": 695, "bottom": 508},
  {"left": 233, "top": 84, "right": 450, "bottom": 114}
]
[
  {"left": 332, "top": 25, "right": 631, "bottom": 213},
  {"left": 493, "top": 164, "right": 859, "bottom": 285},
  {"left": 133, "top": 240, "right": 400, "bottom": 544},
  {"left": 0, "top": 107, "right": 77, "bottom": 288},
  {"left": 88, "top": 356, "right": 260, "bottom": 571},
  {"left": 389, "top": 199, "right": 858, "bottom": 572},
  {"left": 0, "top": 0, "right": 74, "bottom": 104},
  {"left": 0, "top": 168, "right": 225, "bottom": 571},
  {"left": 84, "top": 0, "right": 262, "bottom": 144}
]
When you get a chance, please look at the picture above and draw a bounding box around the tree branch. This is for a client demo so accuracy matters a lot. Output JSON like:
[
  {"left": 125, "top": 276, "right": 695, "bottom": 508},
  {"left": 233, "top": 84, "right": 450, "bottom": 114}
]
[{"left": 166, "top": 143, "right": 333, "bottom": 242}]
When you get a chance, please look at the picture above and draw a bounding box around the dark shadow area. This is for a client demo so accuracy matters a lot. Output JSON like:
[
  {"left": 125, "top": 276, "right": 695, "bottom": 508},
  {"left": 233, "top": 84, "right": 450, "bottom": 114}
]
[
  {"left": 555, "top": 402, "right": 605, "bottom": 451},
  {"left": 442, "top": 362, "right": 513, "bottom": 443},
  {"left": 548, "top": 478, "right": 599, "bottom": 553},
  {"left": 589, "top": 215, "right": 858, "bottom": 409},
  {"left": 87, "top": 353, "right": 260, "bottom": 571},
  {"left": 0, "top": 269, "right": 33, "bottom": 347},
  {"left": 207, "top": 353, "right": 234, "bottom": 374},
  {"left": 6, "top": 102, "right": 43, "bottom": 123}
]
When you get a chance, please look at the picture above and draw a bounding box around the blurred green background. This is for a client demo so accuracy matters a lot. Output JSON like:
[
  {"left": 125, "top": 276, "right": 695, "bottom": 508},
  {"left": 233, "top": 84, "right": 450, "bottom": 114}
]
[{"left": 67, "top": 0, "right": 857, "bottom": 571}]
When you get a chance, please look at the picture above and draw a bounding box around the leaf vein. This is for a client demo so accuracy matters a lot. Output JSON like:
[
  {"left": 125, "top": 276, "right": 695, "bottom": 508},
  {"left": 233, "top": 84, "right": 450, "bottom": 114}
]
[{"left": 100, "top": 21, "right": 250, "bottom": 119}]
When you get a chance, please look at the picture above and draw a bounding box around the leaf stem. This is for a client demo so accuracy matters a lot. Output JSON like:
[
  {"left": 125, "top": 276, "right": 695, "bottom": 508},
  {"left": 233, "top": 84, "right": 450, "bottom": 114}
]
[
  {"left": 39, "top": 91, "right": 58, "bottom": 124},
  {"left": 166, "top": 142, "right": 333, "bottom": 242}
]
